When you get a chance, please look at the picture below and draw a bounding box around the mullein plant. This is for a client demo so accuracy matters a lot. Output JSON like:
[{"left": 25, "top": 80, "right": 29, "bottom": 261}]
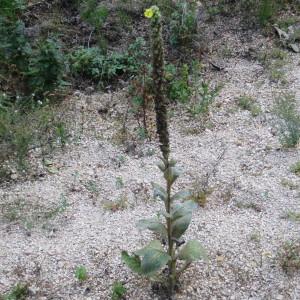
[{"left": 121, "top": 6, "right": 207, "bottom": 297}]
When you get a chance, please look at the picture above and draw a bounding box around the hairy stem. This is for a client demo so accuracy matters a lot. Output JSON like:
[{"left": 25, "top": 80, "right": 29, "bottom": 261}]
[
  {"left": 166, "top": 163, "right": 176, "bottom": 294},
  {"left": 151, "top": 7, "right": 170, "bottom": 160}
]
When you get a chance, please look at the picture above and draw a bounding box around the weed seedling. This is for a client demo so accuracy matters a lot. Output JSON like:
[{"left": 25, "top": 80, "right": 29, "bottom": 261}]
[
  {"left": 111, "top": 281, "right": 127, "bottom": 300},
  {"left": 75, "top": 266, "right": 88, "bottom": 282},
  {"left": 2, "top": 283, "right": 29, "bottom": 300},
  {"left": 237, "top": 95, "right": 261, "bottom": 117},
  {"left": 115, "top": 177, "right": 124, "bottom": 189}
]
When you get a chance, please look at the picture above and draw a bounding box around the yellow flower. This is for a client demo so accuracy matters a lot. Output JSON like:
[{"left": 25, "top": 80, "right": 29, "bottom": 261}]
[{"left": 144, "top": 8, "right": 154, "bottom": 19}]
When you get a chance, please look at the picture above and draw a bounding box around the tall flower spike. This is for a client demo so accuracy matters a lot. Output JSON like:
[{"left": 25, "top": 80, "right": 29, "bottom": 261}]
[{"left": 145, "top": 6, "right": 170, "bottom": 160}]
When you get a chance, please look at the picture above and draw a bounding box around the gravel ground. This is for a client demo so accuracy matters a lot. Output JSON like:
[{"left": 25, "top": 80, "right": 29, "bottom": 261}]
[{"left": 1, "top": 16, "right": 300, "bottom": 300}]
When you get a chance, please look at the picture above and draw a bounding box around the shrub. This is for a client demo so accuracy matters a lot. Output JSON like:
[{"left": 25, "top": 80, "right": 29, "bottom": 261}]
[
  {"left": 1, "top": 2, "right": 67, "bottom": 104},
  {"left": 25, "top": 39, "right": 66, "bottom": 98},
  {"left": 69, "top": 38, "right": 145, "bottom": 82}
]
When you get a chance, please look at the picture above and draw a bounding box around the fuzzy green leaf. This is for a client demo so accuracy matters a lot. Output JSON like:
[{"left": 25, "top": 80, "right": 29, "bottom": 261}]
[
  {"left": 172, "top": 190, "right": 191, "bottom": 201},
  {"left": 121, "top": 251, "right": 142, "bottom": 274},
  {"left": 135, "top": 240, "right": 163, "bottom": 256},
  {"left": 171, "top": 201, "right": 196, "bottom": 238},
  {"left": 152, "top": 182, "right": 167, "bottom": 201},
  {"left": 133, "top": 240, "right": 170, "bottom": 276},
  {"left": 157, "top": 161, "right": 166, "bottom": 172},
  {"left": 164, "top": 166, "right": 181, "bottom": 185},
  {"left": 141, "top": 248, "right": 170, "bottom": 276},
  {"left": 160, "top": 210, "right": 171, "bottom": 218},
  {"left": 172, "top": 200, "right": 197, "bottom": 216},
  {"left": 171, "top": 212, "right": 192, "bottom": 238},
  {"left": 178, "top": 240, "right": 208, "bottom": 262},
  {"left": 136, "top": 218, "right": 167, "bottom": 238}
]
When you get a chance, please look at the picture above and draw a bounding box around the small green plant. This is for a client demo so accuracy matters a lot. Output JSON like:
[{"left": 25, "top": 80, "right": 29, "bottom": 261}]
[
  {"left": 274, "top": 94, "right": 300, "bottom": 148},
  {"left": 269, "top": 67, "right": 286, "bottom": 83},
  {"left": 85, "top": 180, "right": 99, "bottom": 196},
  {"left": 2, "top": 283, "right": 29, "bottom": 300},
  {"left": 258, "top": 0, "right": 275, "bottom": 25},
  {"left": 235, "top": 201, "right": 262, "bottom": 212},
  {"left": 237, "top": 95, "right": 261, "bottom": 117},
  {"left": 1, "top": 193, "right": 69, "bottom": 230},
  {"left": 128, "top": 61, "right": 152, "bottom": 137},
  {"left": 2, "top": 198, "right": 25, "bottom": 222},
  {"left": 257, "top": 47, "right": 288, "bottom": 84},
  {"left": 44, "top": 194, "right": 69, "bottom": 219},
  {"left": 188, "top": 81, "right": 220, "bottom": 116},
  {"left": 278, "top": 240, "right": 300, "bottom": 273},
  {"left": 75, "top": 266, "right": 88, "bottom": 282},
  {"left": 167, "top": 63, "right": 191, "bottom": 103},
  {"left": 276, "top": 16, "right": 300, "bottom": 31},
  {"left": 122, "top": 7, "right": 207, "bottom": 297},
  {"left": 281, "top": 178, "right": 299, "bottom": 190},
  {"left": 249, "top": 231, "right": 261, "bottom": 243},
  {"left": 290, "top": 161, "right": 300, "bottom": 176},
  {"left": 54, "top": 121, "right": 68, "bottom": 147},
  {"left": 283, "top": 210, "right": 300, "bottom": 222},
  {"left": 115, "top": 176, "right": 124, "bottom": 189},
  {"left": 117, "top": 9, "right": 133, "bottom": 29},
  {"left": 283, "top": 211, "right": 300, "bottom": 222},
  {"left": 111, "top": 281, "right": 127, "bottom": 300},
  {"left": 136, "top": 127, "right": 149, "bottom": 141},
  {"left": 1, "top": 7, "right": 67, "bottom": 103},
  {"left": 0, "top": 103, "right": 67, "bottom": 169}
]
